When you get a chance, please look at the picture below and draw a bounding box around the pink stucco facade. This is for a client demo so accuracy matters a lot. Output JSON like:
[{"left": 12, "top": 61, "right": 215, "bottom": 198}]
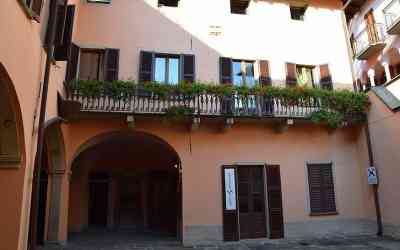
[{"left": 1, "top": 0, "right": 394, "bottom": 249}]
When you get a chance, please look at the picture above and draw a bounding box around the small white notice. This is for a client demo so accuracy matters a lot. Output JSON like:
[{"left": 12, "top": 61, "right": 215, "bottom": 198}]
[
  {"left": 367, "top": 167, "right": 378, "bottom": 185},
  {"left": 224, "top": 169, "right": 237, "bottom": 210}
]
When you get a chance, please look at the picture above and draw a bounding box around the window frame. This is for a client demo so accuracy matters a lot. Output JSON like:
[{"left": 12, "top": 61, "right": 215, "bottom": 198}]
[
  {"left": 295, "top": 64, "right": 316, "bottom": 88},
  {"left": 87, "top": 0, "right": 112, "bottom": 4},
  {"left": 290, "top": 6, "right": 307, "bottom": 21},
  {"left": 232, "top": 59, "right": 255, "bottom": 86},
  {"left": 230, "top": 0, "right": 249, "bottom": 15},
  {"left": 158, "top": 0, "right": 179, "bottom": 8},
  {"left": 154, "top": 53, "right": 181, "bottom": 85},
  {"left": 306, "top": 163, "right": 338, "bottom": 216},
  {"left": 78, "top": 49, "right": 106, "bottom": 81}
]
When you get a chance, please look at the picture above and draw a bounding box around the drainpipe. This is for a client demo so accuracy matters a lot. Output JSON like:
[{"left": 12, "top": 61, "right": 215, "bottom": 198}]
[
  {"left": 365, "top": 123, "right": 383, "bottom": 236},
  {"left": 29, "top": 4, "right": 59, "bottom": 250}
]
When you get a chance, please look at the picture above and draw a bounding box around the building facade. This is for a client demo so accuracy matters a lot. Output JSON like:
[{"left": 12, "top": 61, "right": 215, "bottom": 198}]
[
  {"left": 0, "top": 0, "right": 384, "bottom": 249},
  {"left": 344, "top": 0, "right": 400, "bottom": 238}
]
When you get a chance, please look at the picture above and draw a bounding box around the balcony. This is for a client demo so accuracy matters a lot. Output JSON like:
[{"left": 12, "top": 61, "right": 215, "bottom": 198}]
[
  {"left": 354, "top": 23, "right": 387, "bottom": 60},
  {"left": 59, "top": 81, "right": 369, "bottom": 129},
  {"left": 62, "top": 85, "right": 321, "bottom": 119},
  {"left": 384, "top": 0, "right": 400, "bottom": 34}
]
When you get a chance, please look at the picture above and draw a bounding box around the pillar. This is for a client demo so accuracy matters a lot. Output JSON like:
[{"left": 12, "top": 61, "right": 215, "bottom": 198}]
[
  {"left": 368, "top": 69, "right": 375, "bottom": 87},
  {"left": 382, "top": 62, "right": 392, "bottom": 82},
  {"left": 47, "top": 169, "right": 71, "bottom": 246}
]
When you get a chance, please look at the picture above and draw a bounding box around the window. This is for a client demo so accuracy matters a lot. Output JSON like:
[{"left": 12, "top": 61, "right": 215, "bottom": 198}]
[
  {"left": 155, "top": 55, "right": 180, "bottom": 85},
  {"left": 139, "top": 51, "right": 195, "bottom": 84},
  {"left": 158, "top": 0, "right": 179, "bottom": 7},
  {"left": 230, "top": 0, "right": 249, "bottom": 15},
  {"left": 65, "top": 46, "right": 120, "bottom": 82},
  {"left": 307, "top": 163, "right": 337, "bottom": 215},
  {"left": 290, "top": 6, "right": 307, "bottom": 21},
  {"left": 232, "top": 60, "right": 255, "bottom": 86},
  {"left": 87, "top": 0, "right": 111, "bottom": 3},
  {"left": 79, "top": 50, "right": 105, "bottom": 81},
  {"left": 296, "top": 65, "right": 315, "bottom": 87}
]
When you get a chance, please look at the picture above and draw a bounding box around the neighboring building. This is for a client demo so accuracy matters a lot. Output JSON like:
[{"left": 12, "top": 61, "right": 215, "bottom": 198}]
[
  {"left": 0, "top": 0, "right": 385, "bottom": 250},
  {"left": 344, "top": 0, "right": 400, "bottom": 238}
]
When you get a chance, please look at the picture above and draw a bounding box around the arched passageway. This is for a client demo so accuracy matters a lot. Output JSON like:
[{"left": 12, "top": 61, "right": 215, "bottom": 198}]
[{"left": 68, "top": 131, "right": 182, "bottom": 241}]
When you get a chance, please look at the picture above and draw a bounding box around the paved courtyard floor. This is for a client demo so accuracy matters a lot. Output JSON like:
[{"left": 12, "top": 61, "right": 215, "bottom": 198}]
[{"left": 40, "top": 231, "right": 400, "bottom": 250}]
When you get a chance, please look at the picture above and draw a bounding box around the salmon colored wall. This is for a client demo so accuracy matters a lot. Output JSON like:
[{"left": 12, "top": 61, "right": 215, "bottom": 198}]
[
  {"left": 0, "top": 0, "right": 71, "bottom": 249},
  {"left": 368, "top": 93, "right": 400, "bottom": 227},
  {"left": 73, "top": 0, "right": 353, "bottom": 88},
  {"left": 63, "top": 119, "right": 374, "bottom": 233}
]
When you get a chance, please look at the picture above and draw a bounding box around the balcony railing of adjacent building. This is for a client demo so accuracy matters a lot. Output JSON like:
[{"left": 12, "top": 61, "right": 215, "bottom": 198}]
[
  {"left": 384, "top": 0, "right": 400, "bottom": 34},
  {"left": 354, "top": 23, "right": 387, "bottom": 60},
  {"left": 63, "top": 85, "right": 322, "bottom": 119}
]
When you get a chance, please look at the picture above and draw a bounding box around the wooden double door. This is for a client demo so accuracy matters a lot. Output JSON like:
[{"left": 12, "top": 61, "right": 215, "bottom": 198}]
[
  {"left": 238, "top": 167, "right": 266, "bottom": 239},
  {"left": 222, "top": 165, "right": 284, "bottom": 241}
]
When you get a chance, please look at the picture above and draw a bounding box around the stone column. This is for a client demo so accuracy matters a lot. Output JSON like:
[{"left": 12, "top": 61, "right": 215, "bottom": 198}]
[
  {"left": 383, "top": 62, "right": 392, "bottom": 82},
  {"left": 46, "top": 169, "right": 71, "bottom": 246},
  {"left": 368, "top": 69, "right": 375, "bottom": 87}
]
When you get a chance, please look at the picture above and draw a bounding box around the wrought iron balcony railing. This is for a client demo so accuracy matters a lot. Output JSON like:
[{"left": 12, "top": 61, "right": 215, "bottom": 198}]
[
  {"left": 64, "top": 86, "right": 322, "bottom": 119},
  {"left": 384, "top": 0, "right": 400, "bottom": 34},
  {"left": 354, "top": 23, "right": 387, "bottom": 60}
]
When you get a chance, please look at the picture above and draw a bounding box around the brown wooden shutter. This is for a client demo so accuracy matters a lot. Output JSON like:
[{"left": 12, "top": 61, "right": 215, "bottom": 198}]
[
  {"left": 104, "top": 49, "right": 120, "bottom": 81},
  {"left": 319, "top": 64, "right": 333, "bottom": 90},
  {"left": 45, "top": 0, "right": 67, "bottom": 47},
  {"left": 285, "top": 63, "right": 297, "bottom": 87},
  {"left": 259, "top": 60, "right": 271, "bottom": 86},
  {"left": 222, "top": 165, "right": 239, "bottom": 241},
  {"left": 220, "top": 57, "right": 233, "bottom": 85},
  {"left": 54, "top": 5, "right": 75, "bottom": 61},
  {"left": 65, "top": 43, "right": 80, "bottom": 82},
  {"left": 307, "top": 163, "right": 337, "bottom": 215},
  {"left": 139, "top": 51, "right": 154, "bottom": 83},
  {"left": 181, "top": 54, "right": 195, "bottom": 83},
  {"left": 266, "top": 165, "right": 284, "bottom": 239},
  {"left": 31, "top": 0, "right": 44, "bottom": 18}
]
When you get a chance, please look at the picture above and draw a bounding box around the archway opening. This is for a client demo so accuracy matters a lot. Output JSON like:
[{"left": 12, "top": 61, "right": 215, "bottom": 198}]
[{"left": 68, "top": 131, "right": 182, "bottom": 241}]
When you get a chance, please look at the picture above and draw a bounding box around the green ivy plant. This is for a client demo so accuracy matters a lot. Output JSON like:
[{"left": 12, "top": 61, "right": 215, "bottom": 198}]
[
  {"left": 163, "top": 106, "right": 195, "bottom": 123},
  {"left": 66, "top": 80, "right": 370, "bottom": 128}
]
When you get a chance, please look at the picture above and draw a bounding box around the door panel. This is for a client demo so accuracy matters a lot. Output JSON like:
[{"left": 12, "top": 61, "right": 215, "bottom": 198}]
[
  {"left": 89, "top": 181, "right": 109, "bottom": 227},
  {"left": 266, "top": 165, "right": 284, "bottom": 239},
  {"left": 238, "top": 166, "right": 267, "bottom": 239}
]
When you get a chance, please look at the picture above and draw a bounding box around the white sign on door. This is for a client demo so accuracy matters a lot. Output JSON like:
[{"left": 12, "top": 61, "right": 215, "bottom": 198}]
[
  {"left": 224, "top": 168, "right": 237, "bottom": 210},
  {"left": 367, "top": 167, "right": 378, "bottom": 185}
]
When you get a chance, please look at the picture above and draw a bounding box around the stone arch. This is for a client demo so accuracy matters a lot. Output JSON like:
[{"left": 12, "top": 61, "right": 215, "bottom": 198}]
[
  {"left": 70, "top": 130, "right": 181, "bottom": 171},
  {"left": 68, "top": 130, "right": 183, "bottom": 240},
  {"left": 0, "top": 63, "right": 25, "bottom": 168}
]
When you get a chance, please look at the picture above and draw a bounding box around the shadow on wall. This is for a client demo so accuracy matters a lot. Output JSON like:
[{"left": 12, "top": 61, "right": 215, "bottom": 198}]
[{"left": 74, "top": 0, "right": 344, "bottom": 85}]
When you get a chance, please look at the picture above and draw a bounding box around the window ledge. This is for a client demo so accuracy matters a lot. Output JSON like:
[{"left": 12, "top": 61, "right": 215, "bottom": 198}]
[
  {"left": 309, "top": 211, "right": 338, "bottom": 217},
  {"left": 0, "top": 155, "right": 22, "bottom": 168}
]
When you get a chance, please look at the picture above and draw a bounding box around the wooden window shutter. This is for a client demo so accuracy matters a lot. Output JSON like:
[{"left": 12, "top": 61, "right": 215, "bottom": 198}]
[
  {"left": 139, "top": 51, "right": 154, "bottom": 83},
  {"left": 285, "top": 63, "right": 297, "bottom": 87},
  {"left": 319, "top": 64, "right": 333, "bottom": 90},
  {"left": 221, "top": 165, "right": 239, "bottom": 241},
  {"left": 181, "top": 54, "right": 195, "bottom": 83},
  {"left": 54, "top": 5, "right": 76, "bottom": 61},
  {"left": 65, "top": 43, "right": 80, "bottom": 82},
  {"left": 104, "top": 49, "right": 120, "bottom": 81},
  {"left": 259, "top": 60, "right": 271, "bottom": 86},
  {"left": 220, "top": 57, "right": 233, "bottom": 85},
  {"left": 45, "top": 0, "right": 67, "bottom": 48},
  {"left": 307, "top": 164, "right": 337, "bottom": 215},
  {"left": 266, "top": 165, "right": 284, "bottom": 239},
  {"left": 31, "top": 0, "right": 44, "bottom": 18}
]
